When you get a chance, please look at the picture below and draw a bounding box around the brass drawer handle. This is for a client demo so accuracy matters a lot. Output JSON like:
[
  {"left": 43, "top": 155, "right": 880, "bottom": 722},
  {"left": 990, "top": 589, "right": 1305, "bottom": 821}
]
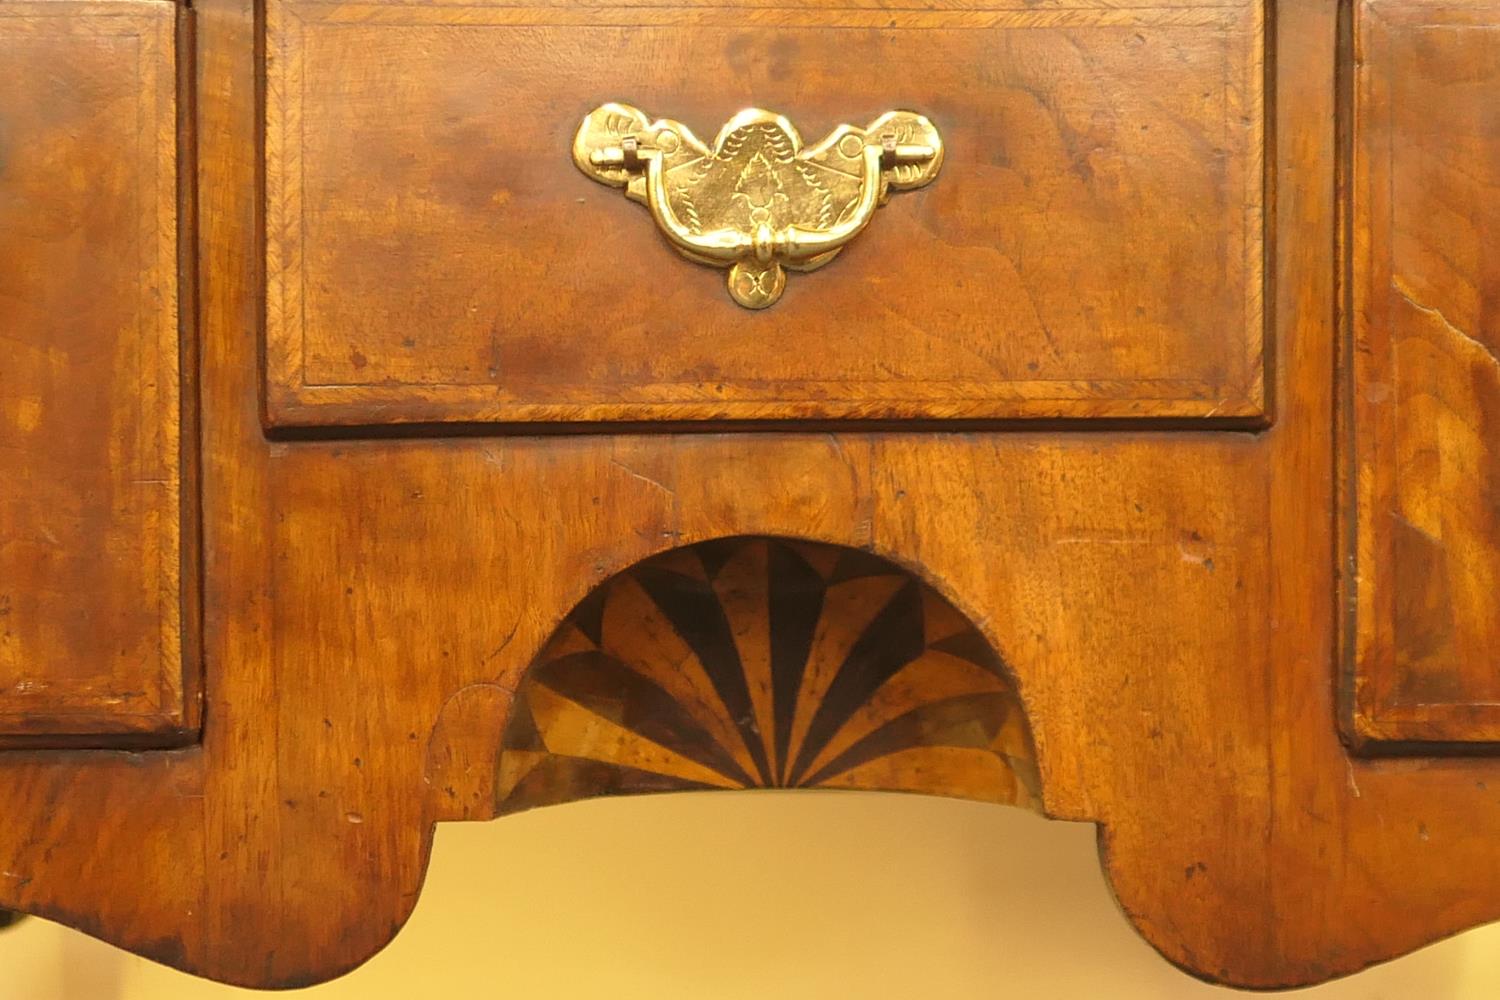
[{"left": 574, "top": 104, "right": 943, "bottom": 308}]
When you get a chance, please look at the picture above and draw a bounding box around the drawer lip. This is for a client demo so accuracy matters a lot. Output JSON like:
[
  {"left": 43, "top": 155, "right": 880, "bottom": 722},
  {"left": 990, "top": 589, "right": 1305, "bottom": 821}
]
[
  {"left": 264, "top": 387, "right": 1270, "bottom": 431},
  {"left": 262, "top": 0, "right": 1269, "bottom": 431}
]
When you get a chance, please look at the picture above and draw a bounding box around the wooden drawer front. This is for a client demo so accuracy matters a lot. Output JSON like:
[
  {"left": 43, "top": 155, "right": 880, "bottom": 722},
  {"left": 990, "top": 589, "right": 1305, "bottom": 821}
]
[
  {"left": 0, "top": 0, "right": 193, "bottom": 742},
  {"left": 1346, "top": 0, "right": 1500, "bottom": 747},
  {"left": 264, "top": 0, "right": 1266, "bottom": 427}
]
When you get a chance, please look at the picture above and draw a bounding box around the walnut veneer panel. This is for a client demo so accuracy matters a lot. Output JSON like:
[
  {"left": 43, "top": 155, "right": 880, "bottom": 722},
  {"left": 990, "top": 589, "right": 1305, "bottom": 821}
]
[
  {"left": 1346, "top": 0, "right": 1500, "bottom": 747},
  {"left": 263, "top": 0, "right": 1266, "bottom": 427},
  {"left": 0, "top": 0, "right": 194, "bottom": 742}
]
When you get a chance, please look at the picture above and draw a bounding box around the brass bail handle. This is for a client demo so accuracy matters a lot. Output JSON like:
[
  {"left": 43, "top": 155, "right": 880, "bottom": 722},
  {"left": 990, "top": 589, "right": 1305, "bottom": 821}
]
[{"left": 573, "top": 104, "right": 944, "bottom": 308}]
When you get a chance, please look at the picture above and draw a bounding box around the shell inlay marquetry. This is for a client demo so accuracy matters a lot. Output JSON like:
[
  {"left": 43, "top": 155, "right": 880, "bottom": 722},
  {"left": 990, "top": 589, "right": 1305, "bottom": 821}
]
[{"left": 497, "top": 538, "right": 1041, "bottom": 814}]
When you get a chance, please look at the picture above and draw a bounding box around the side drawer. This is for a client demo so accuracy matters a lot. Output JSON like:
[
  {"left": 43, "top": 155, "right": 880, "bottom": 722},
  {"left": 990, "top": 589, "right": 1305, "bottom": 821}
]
[
  {"left": 1345, "top": 0, "right": 1500, "bottom": 748},
  {"left": 263, "top": 0, "right": 1267, "bottom": 428},
  {"left": 0, "top": 0, "right": 195, "bottom": 744}
]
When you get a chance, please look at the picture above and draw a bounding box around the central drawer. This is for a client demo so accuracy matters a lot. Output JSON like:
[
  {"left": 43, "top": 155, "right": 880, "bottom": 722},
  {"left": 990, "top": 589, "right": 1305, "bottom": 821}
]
[{"left": 263, "top": 0, "right": 1266, "bottom": 427}]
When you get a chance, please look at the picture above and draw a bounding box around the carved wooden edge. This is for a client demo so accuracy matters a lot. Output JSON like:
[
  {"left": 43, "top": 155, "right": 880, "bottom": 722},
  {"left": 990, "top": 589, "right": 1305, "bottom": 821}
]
[
  {"left": 259, "top": 0, "right": 1268, "bottom": 430},
  {"left": 0, "top": 0, "right": 201, "bottom": 747},
  {"left": 1338, "top": 0, "right": 1500, "bottom": 753}
]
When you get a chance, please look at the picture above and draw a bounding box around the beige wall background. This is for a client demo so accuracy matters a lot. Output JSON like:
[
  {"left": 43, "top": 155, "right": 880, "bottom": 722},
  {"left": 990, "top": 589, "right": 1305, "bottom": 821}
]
[{"left": 2, "top": 793, "right": 1496, "bottom": 998}]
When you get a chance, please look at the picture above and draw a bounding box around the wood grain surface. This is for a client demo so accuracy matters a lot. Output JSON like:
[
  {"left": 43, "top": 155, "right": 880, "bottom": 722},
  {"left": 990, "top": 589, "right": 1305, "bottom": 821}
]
[
  {"left": 264, "top": 0, "right": 1266, "bottom": 426},
  {"left": 2, "top": 0, "right": 1500, "bottom": 992},
  {"left": 1345, "top": 0, "right": 1500, "bottom": 747},
  {"left": 0, "top": 0, "right": 193, "bottom": 742}
]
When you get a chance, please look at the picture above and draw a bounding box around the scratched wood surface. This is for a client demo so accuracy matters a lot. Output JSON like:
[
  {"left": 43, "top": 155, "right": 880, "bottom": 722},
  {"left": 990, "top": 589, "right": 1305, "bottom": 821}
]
[
  {"left": 5, "top": 0, "right": 1500, "bottom": 992},
  {"left": 1345, "top": 0, "right": 1500, "bottom": 747},
  {"left": 0, "top": 0, "right": 192, "bottom": 742},
  {"left": 263, "top": 0, "right": 1266, "bottom": 426}
]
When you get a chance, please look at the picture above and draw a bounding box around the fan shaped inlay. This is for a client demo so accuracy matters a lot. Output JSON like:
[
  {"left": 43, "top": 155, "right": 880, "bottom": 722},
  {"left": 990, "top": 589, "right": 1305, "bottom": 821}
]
[{"left": 497, "top": 539, "right": 1040, "bottom": 814}]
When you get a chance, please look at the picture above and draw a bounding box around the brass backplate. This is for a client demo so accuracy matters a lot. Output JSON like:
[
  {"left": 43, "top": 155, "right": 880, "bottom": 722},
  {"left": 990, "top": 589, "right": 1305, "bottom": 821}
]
[{"left": 574, "top": 104, "right": 943, "bottom": 308}]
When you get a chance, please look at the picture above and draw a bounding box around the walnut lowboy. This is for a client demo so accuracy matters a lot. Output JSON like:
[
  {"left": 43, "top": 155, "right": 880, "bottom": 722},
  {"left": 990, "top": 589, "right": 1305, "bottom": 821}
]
[{"left": 7, "top": 0, "right": 1500, "bottom": 991}]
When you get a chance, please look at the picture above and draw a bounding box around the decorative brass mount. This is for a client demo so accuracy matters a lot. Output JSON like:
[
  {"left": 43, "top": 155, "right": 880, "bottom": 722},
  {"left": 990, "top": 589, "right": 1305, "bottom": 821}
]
[{"left": 573, "top": 104, "right": 943, "bottom": 308}]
